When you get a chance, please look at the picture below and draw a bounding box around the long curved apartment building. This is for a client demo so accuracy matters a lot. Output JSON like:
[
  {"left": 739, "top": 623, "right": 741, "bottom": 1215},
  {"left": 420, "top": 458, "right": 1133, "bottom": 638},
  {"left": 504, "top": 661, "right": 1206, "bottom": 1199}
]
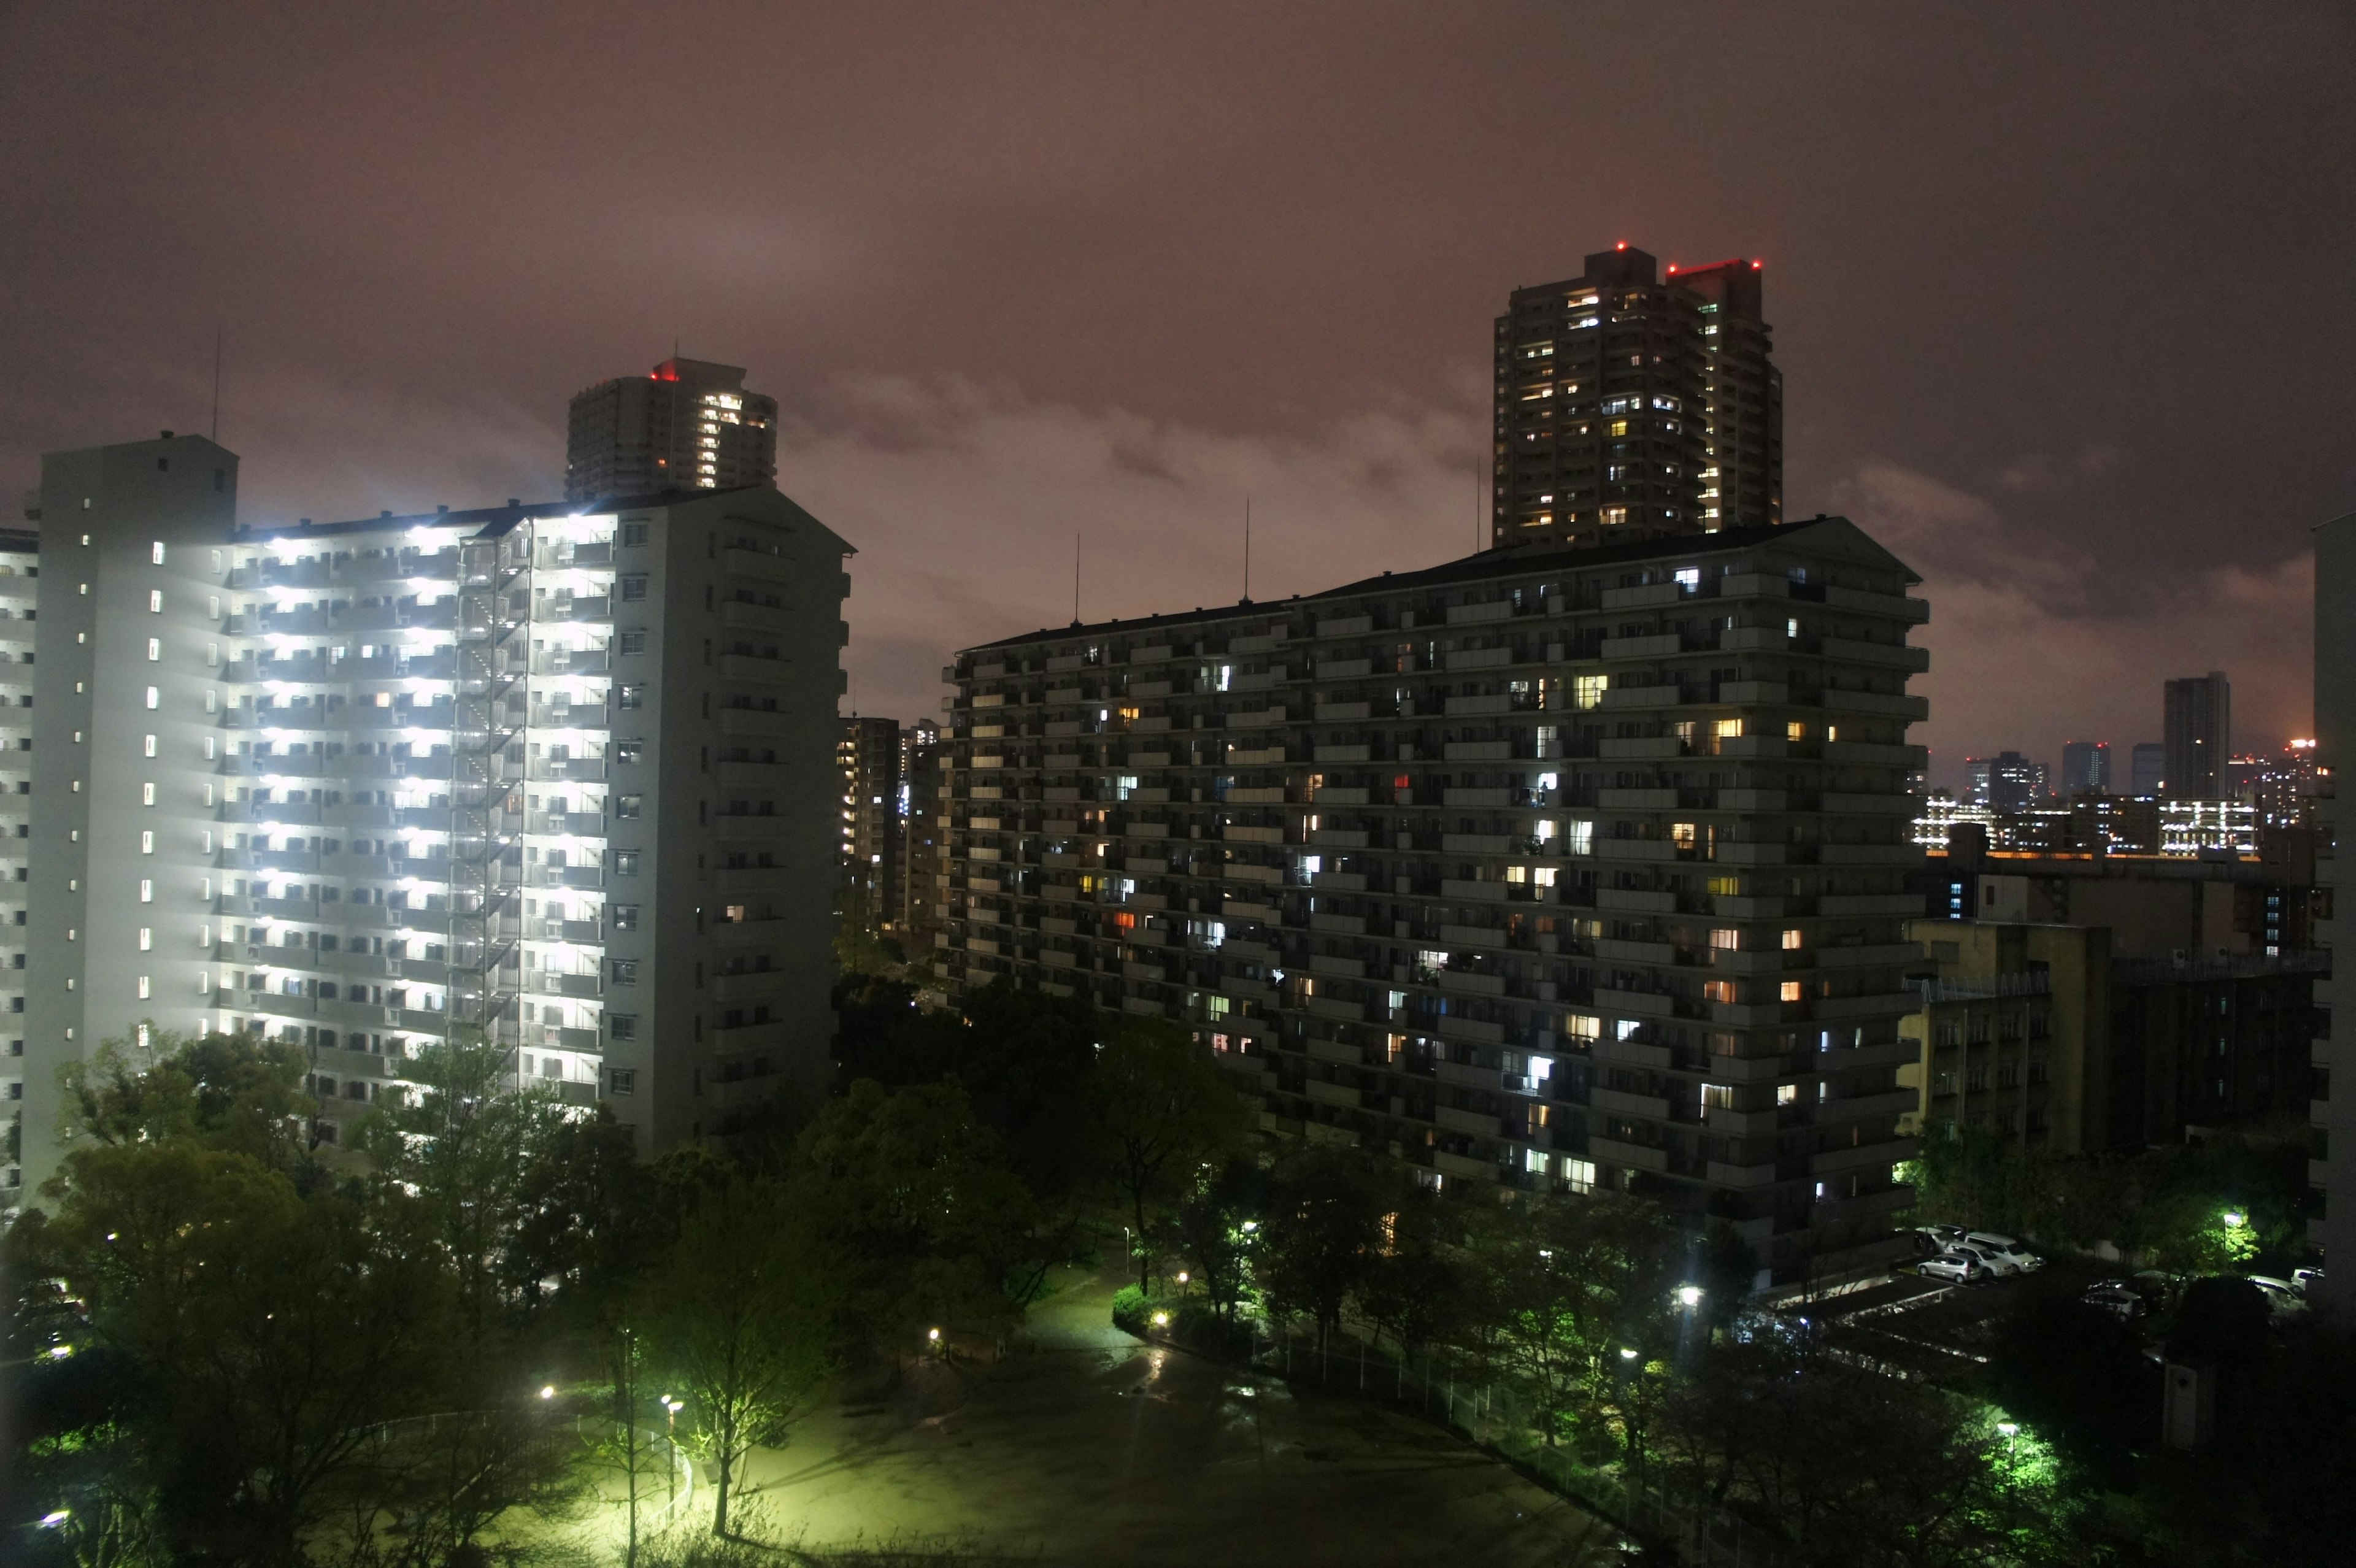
[
  {"left": 938, "top": 517, "right": 1928, "bottom": 1286},
  {"left": 15, "top": 433, "right": 849, "bottom": 1199}
]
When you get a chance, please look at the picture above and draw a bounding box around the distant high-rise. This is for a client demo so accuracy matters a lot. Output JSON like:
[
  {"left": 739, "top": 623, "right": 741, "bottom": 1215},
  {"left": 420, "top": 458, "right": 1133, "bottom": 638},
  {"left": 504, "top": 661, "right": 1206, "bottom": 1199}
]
[
  {"left": 2130, "top": 742, "right": 2166, "bottom": 797},
  {"left": 838, "top": 717, "right": 902, "bottom": 932},
  {"left": 1492, "top": 244, "right": 1780, "bottom": 548},
  {"left": 566, "top": 358, "right": 777, "bottom": 503},
  {"left": 2163, "top": 671, "right": 2231, "bottom": 799},
  {"left": 2060, "top": 740, "right": 2111, "bottom": 796},
  {"left": 1965, "top": 750, "right": 2048, "bottom": 810},
  {"left": 899, "top": 721, "right": 944, "bottom": 941}
]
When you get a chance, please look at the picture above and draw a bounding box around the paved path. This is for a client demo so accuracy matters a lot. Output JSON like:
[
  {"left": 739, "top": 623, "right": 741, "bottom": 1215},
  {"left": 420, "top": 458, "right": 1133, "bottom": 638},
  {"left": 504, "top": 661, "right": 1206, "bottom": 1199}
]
[{"left": 731, "top": 1266, "right": 1625, "bottom": 1566}]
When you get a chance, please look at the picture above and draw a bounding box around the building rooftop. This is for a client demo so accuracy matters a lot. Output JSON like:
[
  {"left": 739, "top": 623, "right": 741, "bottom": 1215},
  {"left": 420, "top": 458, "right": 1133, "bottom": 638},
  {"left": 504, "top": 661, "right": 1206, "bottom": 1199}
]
[
  {"left": 233, "top": 483, "right": 769, "bottom": 543},
  {"left": 972, "top": 515, "right": 1901, "bottom": 651}
]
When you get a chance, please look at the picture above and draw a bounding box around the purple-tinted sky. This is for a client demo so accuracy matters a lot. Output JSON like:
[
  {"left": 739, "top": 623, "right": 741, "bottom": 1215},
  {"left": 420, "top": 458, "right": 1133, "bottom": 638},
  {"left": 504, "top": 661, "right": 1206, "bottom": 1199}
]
[{"left": 4, "top": 3, "right": 2350, "bottom": 785}]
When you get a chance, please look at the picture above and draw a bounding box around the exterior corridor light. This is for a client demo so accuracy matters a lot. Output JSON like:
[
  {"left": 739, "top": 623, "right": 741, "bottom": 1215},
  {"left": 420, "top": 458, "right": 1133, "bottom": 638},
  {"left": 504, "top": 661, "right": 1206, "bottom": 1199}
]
[{"left": 927, "top": 1327, "right": 941, "bottom": 1343}]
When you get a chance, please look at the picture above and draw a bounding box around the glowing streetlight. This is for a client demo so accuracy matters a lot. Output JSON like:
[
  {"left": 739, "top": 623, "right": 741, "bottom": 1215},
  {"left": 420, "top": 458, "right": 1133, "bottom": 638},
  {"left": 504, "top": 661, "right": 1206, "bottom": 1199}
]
[
  {"left": 1619, "top": 1347, "right": 1639, "bottom": 1361},
  {"left": 39, "top": 1510, "right": 69, "bottom": 1529},
  {"left": 1152, "top": 1311, "right": 1171, "bottom": 1328},
  {"left": 927, "top": 1327, "right": 942, "bottom": 1343},
  {"left": 538, "top": 1384, "right": 556, "bottom": 1401},
  {"left": 2223, "top": 1210, "right": 2247, "bottom": 1229},
  {"left": 1176, "top": 1271, "right": 1190, "bottom": 1285},
  {"left": 1676, "top": 1285, "right": 1703, "bottom": 1309}
]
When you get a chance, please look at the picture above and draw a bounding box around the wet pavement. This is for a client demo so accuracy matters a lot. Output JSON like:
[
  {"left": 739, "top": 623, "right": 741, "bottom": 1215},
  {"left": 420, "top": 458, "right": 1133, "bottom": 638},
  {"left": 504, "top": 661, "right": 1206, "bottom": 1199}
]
[{"left": 733, "top": 1266, "right": 1625, "bottom": 1566}]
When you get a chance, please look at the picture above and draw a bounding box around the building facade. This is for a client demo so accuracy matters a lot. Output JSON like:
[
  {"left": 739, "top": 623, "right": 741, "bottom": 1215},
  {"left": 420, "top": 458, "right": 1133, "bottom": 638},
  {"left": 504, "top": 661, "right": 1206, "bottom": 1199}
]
[
  {"left": 838, "top": 715, "right": 902, "bottom": 933},
  {"left": 2311, "top": 513, "right": 2356, "bottom": 1299},
  {"left": 939, "top": 516, "right": 1928, "bottom": 1286},
  {"left": 2165, "top": 671, "right": 2232, "bottom": 800},
  {"left": 564, "top": 358, "right": 779, "bottom": 503},
  {"left": 0, "top": 528, "right": 34, "bottom": 1201},
  {"left": 2061, "top": 739, "right": 2111, "bottom": 796},
  {"left": 18, "top": 434, "right": 849, "bottom": 1194},
  {"left": 900, "top": 720, "right": 944, "bottom": 942},
  {"left": 1492, "top": 245, "right": 1780, "bottom": 549},
  {"left": 1965, "top": 750, "right": 2049, "bottom": 811},
  {"left": 1899, "top": 920, "right": 2317, "bottom": 1155},
  {"left": 2131, "top": 741, "right": 2167, "bottom": 797}
]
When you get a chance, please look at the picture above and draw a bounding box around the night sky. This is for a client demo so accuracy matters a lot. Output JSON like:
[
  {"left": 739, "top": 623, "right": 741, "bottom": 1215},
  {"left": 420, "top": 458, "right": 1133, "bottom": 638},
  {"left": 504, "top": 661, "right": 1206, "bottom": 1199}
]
[{"left": 4, "top": 4, "right": 2350, "bottom": 786}]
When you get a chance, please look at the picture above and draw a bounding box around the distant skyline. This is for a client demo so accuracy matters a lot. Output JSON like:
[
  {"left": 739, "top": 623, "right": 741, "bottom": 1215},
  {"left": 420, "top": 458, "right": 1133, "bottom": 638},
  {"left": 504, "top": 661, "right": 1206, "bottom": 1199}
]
[{"left": 3, "top": 5, "right": 2349, "bottom": 788}]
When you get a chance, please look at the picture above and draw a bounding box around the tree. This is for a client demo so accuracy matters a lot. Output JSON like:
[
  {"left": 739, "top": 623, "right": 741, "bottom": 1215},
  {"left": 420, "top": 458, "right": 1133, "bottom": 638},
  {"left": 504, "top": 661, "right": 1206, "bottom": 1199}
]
[
  {"left": 1253, "top": 1147, "right": 1385, "bottom": 1354},
  {"left": 55, "top": 1029, "right": 318, "bottom": 1177},
  {"left": 355, "top": 1036, "right": 571, "bottom": 1368},
  {"left": 1091, "top": 1018, "right": 1251, "bottom": 1287},
  {"left": 800, "top": 1078, "right": 1038, "bottom": 1353},
  {"left": 655, "top": 1177, "right": 837, "bottom": 1538},
  {"left": 40, "top": 1139, "right": 453, "bottom": 1567},
  {"left": 1163, "top": 1156, "right": 1266, "bottom": 1326},
  {"left": 1355, "top": 1182, "right": 1473, "bottom": 1362}
]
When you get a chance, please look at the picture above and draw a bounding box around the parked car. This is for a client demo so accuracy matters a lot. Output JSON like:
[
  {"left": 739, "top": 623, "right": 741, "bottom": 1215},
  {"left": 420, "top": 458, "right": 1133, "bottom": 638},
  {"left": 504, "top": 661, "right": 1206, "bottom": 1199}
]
[
  {"left": 1912, "top": 1223, "right": 1966, "bottom": 1251},
  {"left": 1919, "top": 1250, "right": 1988, "bottom": 1285},
  {"left": 2293, "top": 1267, "right": 2326, "bottom": 1297},
  {"left": 2082, "top": 1281, "right": 2146, "bottom": 1321},
  {"left": 2131, "top": 1270, "right": 2185, "bottom": 1310},
  {"left": 2247, "top": 1275, "right": 2310, "bottom": 1320},
  {"left": 1962, "top": 1232, "right": 2044, "bottom": 1273}
]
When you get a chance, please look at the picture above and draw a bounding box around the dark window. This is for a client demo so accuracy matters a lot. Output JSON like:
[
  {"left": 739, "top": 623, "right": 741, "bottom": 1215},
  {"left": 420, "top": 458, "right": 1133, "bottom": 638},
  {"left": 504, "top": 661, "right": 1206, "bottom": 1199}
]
[
  {"left": 608, "top": 1015, "right": 637, "bottom": 1042},
  {"left": 620, "top": 522, "right": 649, "bottom": 547},
  {"left": 615, "top": 793, "right": 643, "bottom": 818},
  {"left": 613, "top": 850, "right": 641, "bottom": 875},
  {"left": 608, "top": 1067, "right": 636, "bottom": 1093},
  {"left": 614, "top": 740, "right": 644, "bottom": 764},
  {"left": 617, "top": 630, "right": 647, "bottom": 655},
  {"left": 610, "top": 959, "right": 638, "bottom": 985},
  {"left": 616, "top": 684, "right": 645, "bottom": 710},
  {"left": 619, "top": 574, "right": 650, "bottom": 601},
  {"left": 611, "top": 904, "right": 640, "bottom": 931}
]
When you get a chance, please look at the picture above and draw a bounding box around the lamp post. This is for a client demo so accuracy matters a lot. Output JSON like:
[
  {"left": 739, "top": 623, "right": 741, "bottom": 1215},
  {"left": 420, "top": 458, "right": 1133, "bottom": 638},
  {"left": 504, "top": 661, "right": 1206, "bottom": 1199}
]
[{"left": 660, "top": 1397, "right": 683, "bottom": 1499}]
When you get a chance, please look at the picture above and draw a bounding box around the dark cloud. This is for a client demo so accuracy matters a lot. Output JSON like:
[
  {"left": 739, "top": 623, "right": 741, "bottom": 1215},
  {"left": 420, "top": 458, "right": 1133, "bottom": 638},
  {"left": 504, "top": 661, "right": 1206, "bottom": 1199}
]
[{"left": 2, "top": 2, "right": 2349, "bottom": 772}]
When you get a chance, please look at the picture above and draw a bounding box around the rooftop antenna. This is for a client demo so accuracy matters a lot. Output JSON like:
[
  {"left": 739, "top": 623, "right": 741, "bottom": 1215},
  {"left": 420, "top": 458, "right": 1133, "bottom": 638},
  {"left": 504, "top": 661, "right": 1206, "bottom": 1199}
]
[
  {"left": 1473, "top": 461, "right": 1482, "bottom": 553},
  {"left": 210, "top": 325, "right": 223, "bottom": 443},
  {"left": 1072, "top": 527, "right": 1082, "bottom": 625},
  {"left": 1243, "top": 496, "right": 1252, "bottom": 603}
]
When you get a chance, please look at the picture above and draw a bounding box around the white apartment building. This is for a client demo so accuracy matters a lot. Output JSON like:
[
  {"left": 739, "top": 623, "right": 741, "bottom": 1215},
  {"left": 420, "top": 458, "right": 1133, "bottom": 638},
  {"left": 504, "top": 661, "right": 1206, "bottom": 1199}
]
[
  {"left": 18, "top": 434, "right": 849, "bottom": 1196},
  {"left": 0, "top": 527, "right": 34, "bottom": 1196}
]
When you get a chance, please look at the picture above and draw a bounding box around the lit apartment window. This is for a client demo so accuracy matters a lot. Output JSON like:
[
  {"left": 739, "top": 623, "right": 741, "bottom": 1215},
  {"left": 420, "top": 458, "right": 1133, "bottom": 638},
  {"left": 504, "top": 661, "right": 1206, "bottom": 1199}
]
[
  {"left": 139, "top": 880, "right": 152, "bottom": 901},
  {"left": 1782, "top": 929, "right": 1804, "bottom": 950},
  {"left": 139, "top": 929, "right": 151, "bottom": 951},
  {"left": 151, "top": 542, "right": 166, "bottom": 565},
  {"left": 137, "top": 976, "right": 150, "bottom": 999},
  {"left": 147, "top": 639, "right": 160, "bottom": 661},
  {"left": 145, "top": 686, "right": 159, "bottom": 709},
  {"left": 144, "top": 734, "right": 156, "bottom": 757},
  {"left": 140, "top": 831, "right": 153, "bottom": 855},
  {"left": 149, "top": 590, "right": 163, "bottom": 613},
  {"left": 141, "top": 783, "right": 155, "bottom": 806}
]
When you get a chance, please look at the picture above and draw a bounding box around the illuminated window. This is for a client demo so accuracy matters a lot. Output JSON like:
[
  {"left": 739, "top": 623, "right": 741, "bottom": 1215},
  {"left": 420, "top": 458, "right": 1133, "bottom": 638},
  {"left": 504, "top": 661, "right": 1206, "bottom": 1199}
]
[
  {"left": 1704, "top": 980, "right": 1736, "bottom": 1005},
  {"left": 1671, "top": 822, "right": 1698, "bottom": 850},
  {"left": 140, "top": 831, "right": 155, "bottom": 855},
  {"left": 1701, "top": 1083, "right": 1734, "bottom": 1110},
  {"left": 141, "top": 782, "right": 156, "bottom": 806},
  {"left": 1777, "top": 1083, "right": 1800, "bottom": 1105},
  {"left": 139, "top": 880, "right": 152, "bottom": 902},
  {"left": 137, "top": 975, "right": 151, "bottom": 999},
  {"left": 138, "top": 928, "right": 152, "bottom": 951},
  {"left": 1787, "top": 721, "right": 1806, "bottom": 741},
  {"left": 1707, "top": 875, "right": 1741, "bottom": 897},
  {"left": 1709, "top": 928, "right": 1739, "bottom": 950},
  {"left": 1779, "top": 981, "right": 1803, "bottom": 1002},
  {"left": 147, "top": 639, "right": 161, "bottom": 661},
  {"left": 145, "top": 686, "right": 159, "bottom": 709},
  {"left": 151, "top": 542, "right": 166, "bottom": 565},
  {"left": 1574, "top": 674, "right": 1607, "bottom": 710},
  {"left": 149, "top": 590, "right": 163, "bottom": 612},
  {"left": 144, "top": 734, "right": 157, "bottom": 757},
  {"left": 1601, "top": 507, "right": 1628, "bottom": 526}
]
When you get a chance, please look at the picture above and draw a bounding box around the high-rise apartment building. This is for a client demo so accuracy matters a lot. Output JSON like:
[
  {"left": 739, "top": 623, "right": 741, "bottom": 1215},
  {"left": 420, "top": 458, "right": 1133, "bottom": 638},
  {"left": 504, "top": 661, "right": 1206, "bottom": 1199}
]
[
  {"left": 839, "top": 716, "right": 901, "bottom": 932},
  {"left": 17, "top": 433, "right": 850, "bottom": 1194},
  {"left": 2311, "top": 513, "right": 2356, "bottom": 1307},
  {"left": 1965, "top": 751, "right": 2048, "bottom": 810},
  {"left": 2131, "top": 742, "right": 2167, "bottom": 797},
  {"left": 565, "top": 358, "right": 779, "bottom": 503},
  {"left": 1493, "top": 245, "right": 1779, "bottom": 548},
  {"left": 2060, "top": 740, "right": 2111, "bottom": 796},
  {"left": 2164, "top": 671, "right": 2231, "bottom": 799},
  {"left": 0, "top": 526, "right": 34, "bottom": 1203},
  {"left": 900, "top": 720, "right": 945, "bottom": 941},
  {"left": 937, "top": 516, "right": 1928, "bottom": 1288}
]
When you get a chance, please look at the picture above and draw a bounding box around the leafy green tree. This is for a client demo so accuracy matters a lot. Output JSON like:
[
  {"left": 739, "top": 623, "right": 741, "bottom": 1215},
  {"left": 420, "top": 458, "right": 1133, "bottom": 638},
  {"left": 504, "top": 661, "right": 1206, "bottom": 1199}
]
[
  {"left": 1091, "top": 1017, "right": 1251, "bottom": 1287},
  {"left": 655, "top": 1177, "right": 837, "bottom": 1538},
  {"left": 800, "top": 1078, "right": 1037, "bottom": 1351},
  {"left": 1163, "top": 1156, "right": 1266, "bottom": 1326},
  {"left": 355, "top": 1036, "right": 571, "bottom": 1366},
  {"left": 41, "top": 1140, "right": 453, "bottom": 1567},
  {"left": 1254, "top": 1147, "right": 1386, "bottom": 1353},
  {"left": 1355, "top": 1181, "right": 1473, "bottom": 1362},
  {"left": 55, "top": 1029, "right": 318, "bottom": 1177}
]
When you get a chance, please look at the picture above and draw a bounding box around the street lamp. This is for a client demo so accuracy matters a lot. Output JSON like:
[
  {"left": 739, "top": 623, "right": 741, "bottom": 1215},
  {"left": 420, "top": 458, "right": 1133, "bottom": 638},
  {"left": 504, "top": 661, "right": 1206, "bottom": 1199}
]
[
  {"left": 2223, "top": 1210, "right": 2247, "bottom": 1229},
  {"left": 1676, "top": 1285, "right": 1703, "bottom": 1309},
  {"left": 538, "top": 1384, "right": 556, "bottom": 1401},
  {"left": 661, "top": 1397, "right": 684, "bottom": 1499}
]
